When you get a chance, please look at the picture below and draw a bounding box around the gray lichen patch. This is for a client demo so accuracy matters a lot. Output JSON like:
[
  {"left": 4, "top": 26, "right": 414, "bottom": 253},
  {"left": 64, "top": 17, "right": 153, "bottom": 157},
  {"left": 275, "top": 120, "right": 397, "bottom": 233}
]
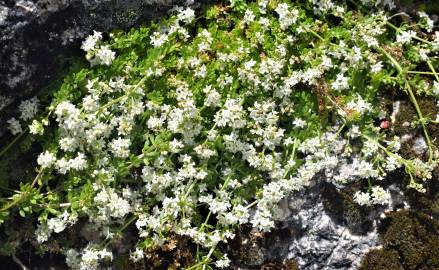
[
  {"left": 0, "top": 96, "right": 12, "bottom": 111},
  {"left": 0, "top": 5, "right": 8, "bottom": 26}
]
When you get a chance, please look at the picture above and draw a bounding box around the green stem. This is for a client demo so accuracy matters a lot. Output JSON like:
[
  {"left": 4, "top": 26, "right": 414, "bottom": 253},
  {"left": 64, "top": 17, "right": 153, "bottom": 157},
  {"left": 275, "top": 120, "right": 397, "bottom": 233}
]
[
  {"left": 362, "top": 134, "right": 411, "bottom": 169},
  {"left": 308, "top": 29, "right": 325, "bottom": 42},
  {"left": 427, "top": 61, "right": 439, "bottom": 82},
  {"left": 0, "top": 170, "right": 43, "bottom": 212},
  {"left": 102, "top": 215, "right": 137, "bottom": 248},
  {"left": 386, "top": 22, "right": 432, "bottom": 44},
  {"left": 96, "top": 75, "right": 148, "bottom": 116},
  {"left": 407, "top": 71, "right": 437, "bottom": 76},
  {"left": 0, "top": 131, "right": 26, "bottom": 158},
  {"left": 185, "top": 245, "right": 217, "bottom": 270},
  {"left": 245, "top": 200, "right": 258, "bottom": 209},
  {"left": 405, "top": 81, "right": 434, "bottom": 162},
  {"left": 379, "top": 48, "right": 434, "bottom": 161},
  {"left": 200, "top": 176, "right": 230, "bottom": 231}
]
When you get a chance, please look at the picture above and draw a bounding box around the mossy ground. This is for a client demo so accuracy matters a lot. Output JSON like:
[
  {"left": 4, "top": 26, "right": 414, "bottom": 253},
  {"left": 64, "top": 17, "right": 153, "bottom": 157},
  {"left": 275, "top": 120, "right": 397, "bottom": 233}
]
[
  {"left": 322, "top": 182, "right": 374, "bottom": 234},
  {"left": 360, "top": 209, "right": 439, "bottom": 269}
]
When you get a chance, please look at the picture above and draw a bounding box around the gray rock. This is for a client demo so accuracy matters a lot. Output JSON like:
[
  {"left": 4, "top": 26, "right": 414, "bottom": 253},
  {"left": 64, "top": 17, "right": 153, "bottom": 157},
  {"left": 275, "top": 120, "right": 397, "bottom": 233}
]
[
  {"left": 0, "top": 0, "right": 213, "bottom": 138},
  {"left": 283, "top": 181, "right": 382, "bottom": 270},
  {"left": 412, "top": 136, "right": 428, "bottom": 156},
  {"left": 230, "top": 177, "right": 400, "bottom": 269},
  {"left": 287, "top": 201, "right": 379, "bottom": 270}
]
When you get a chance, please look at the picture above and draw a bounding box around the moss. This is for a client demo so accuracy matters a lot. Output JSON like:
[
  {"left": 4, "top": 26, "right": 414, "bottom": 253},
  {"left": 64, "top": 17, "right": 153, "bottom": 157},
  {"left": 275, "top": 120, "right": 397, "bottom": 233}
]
[
  {"left": 261, "top": 259, "right": 299, "bottom": 270},
  {"left": 419, "top": 98, "right": 439, "bottom": 149},
  {"left": 322, "top": 183, "right": 373, "bottom": 234},
  {"left": 431, "top": 190, "right": 439, "bottom": 218},
  {"left": 404, "top": 169, "right": 439, "bottom": 217},
  {"left": 227, "top": 225, "right": 266, "bottom": 267},
  {"left": 359, "top": 248, "right": 403, "bottom": 270},
  {"left": 379, "top": 210, "right": 439, "bottom": 270}
]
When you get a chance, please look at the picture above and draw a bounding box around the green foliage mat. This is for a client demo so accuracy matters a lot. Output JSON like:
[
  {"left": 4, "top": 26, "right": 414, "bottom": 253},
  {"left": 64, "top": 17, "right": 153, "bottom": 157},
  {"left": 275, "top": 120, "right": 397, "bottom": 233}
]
[{"left": 0, "top": 0, "right": 438, "bottom": 268}]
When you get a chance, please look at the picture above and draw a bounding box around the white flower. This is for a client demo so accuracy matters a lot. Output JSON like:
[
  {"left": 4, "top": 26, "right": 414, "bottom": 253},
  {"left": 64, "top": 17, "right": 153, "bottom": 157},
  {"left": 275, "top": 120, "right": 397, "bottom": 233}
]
[
  {"left": 433, "top": 32, "right": 439, "bottom": 51},
  {"left": 81, "top": 31, "right": 102, "bottom": 52},
  {"left": 177, "top": 7, "right": 195, "bottom": 24},
  {"left": 347, "top": 125, "right": 361, "bottom": 138},
  {"left": 59, "top": 137, "right": 78, "bottom": 152},
  {"left": 396, "top": 30, "right": 416, "bottom": 44},
  {"left": 150, "top": 31, "right": 168, "bottom": 47},
  {"left": 69, "top": 153, "right": 88, "bottom": 171},
  {"left": 109, "top": 137, "right": 131, "bottom": 158},
  {"left": 275, "top": 3, "right": 298, "bottom": 30},
  {"left": 371, "top": 61, "right": 383, "bottom": 73},
  {"left": 194, "top": 144, "right": 215, "bottom": 159},
  {"left": 56, "top": 158, "right": 71, "bottom": 174},
  {"left": 7, "top": 117, "right": 22, "bottom": 135},
  {"left": 169, "top": 138, "right": 184, "bottom": 153},
  {"left": 385, "top": 155, "right": 402, "bottom": 171},
  {"left": 92, "top": 45, "right": 116, "bottom": 66},
  {"left": 37, "top": 151, "right": 56, "bottom": 168},
  {"left": 147, "top": 116, "right": 164, "bottom": 131},
  {"left": 129, "top": 248, "right": 144, "bottom": 262},
  {"left": 80, "top": 247, "right": 113, "bottom": 270},
  {"left": 83, "top": 95, "right": 99, "bottom": 112},
  {"left": 55, "top": 101, "right": 79, "bottom": 119},
  {"left": 432, "top": 81, "right": 439, "bottom": 96},
  {"left": 259, "top": 17, "right": 270, "bottom": 30},
  {"left": 251, "top": 208, "right": 275, "bottom": 231},
  {"left": 47, "top": 216, "right": 67, "bottom": 233},
  {"left": 345, "top": 95, "right": 372, "bottom": 115},
  {"left": 354, "top": 191, "right": 371, "bottom": 206},
  {"left": 371, "top": 186, "right": 391, "bottom": 205},
  {"left": 293, "top": 118, "right": 307, "bottom": 129},
  {"left": 35, "top": 222, "right": 51, "bottom": 243},
  {"left": 331, "top": 73, "right": 349, "bottom": 90},
  {"left": 244, "top": 10, "right": 255, "bottom": 24},
  {"left": 418, "top": 11, "right": 434, "bottom": 32},
  {"left": 215, "top": 254, "right": 231, "bottom": 268},
  {"left": 29, "top": 120, "right": 44, "bottom": 135},
  {"left": 65, "top": 249, "right": 80, "bottom": 269},
  {"left": 111, "top": 196, "right": 131, "bottom": 218},
  {"left": 214, "top": 98, "right": 246, "bottom": 129},
  {"left": 203, "top": 85, "right": 221, "bottom": 107}
]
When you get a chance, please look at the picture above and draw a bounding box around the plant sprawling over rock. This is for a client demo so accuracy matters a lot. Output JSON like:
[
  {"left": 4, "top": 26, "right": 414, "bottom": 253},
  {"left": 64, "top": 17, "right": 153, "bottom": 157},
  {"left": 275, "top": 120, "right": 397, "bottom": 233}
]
[{"left": 1, "top": 0, "right": 438, "bottom": 268}]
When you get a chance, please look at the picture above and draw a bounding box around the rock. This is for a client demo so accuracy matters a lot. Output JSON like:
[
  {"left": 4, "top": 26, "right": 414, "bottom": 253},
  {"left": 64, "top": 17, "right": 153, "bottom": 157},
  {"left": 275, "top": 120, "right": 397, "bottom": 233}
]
[
  {"left": 284, "top": 181, "right": 381, "bottom": 270},
  {"left": 229, "top": 179, "right": 388, "bottom": 269},
  {"left": 0, "top": 0, "right": 213, "bottom": 138},
  {"left": 412, "top": 136, "right": 428, "bottom": 157}
]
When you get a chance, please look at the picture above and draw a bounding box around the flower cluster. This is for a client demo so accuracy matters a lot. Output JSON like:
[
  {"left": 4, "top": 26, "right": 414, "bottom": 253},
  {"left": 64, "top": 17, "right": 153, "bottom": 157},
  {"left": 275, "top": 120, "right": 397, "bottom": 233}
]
[
  {"left": 81, "top": 30, "right": 115, "bottom": 66},
  {"left": 1, "top": 1, "right": 438, "bottom": 269}
]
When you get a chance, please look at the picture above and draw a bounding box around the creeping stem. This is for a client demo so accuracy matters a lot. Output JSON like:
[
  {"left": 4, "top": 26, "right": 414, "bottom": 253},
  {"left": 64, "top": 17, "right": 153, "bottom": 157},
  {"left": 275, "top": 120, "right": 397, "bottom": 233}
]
[
  {"left": 0, "top": 169, "right": 43, "bottom": 212},
  {"left": 102, "top": 215, "right": 138, "bottom": 249},
  {"left": 0, "top": 131, "right": 26, "bottom": 159},
  {"left": 379, "top": 48, "right": 434, "bottom": 161},
  {"left": 385, "top": 21, "right": 432, "bottom": 45}
]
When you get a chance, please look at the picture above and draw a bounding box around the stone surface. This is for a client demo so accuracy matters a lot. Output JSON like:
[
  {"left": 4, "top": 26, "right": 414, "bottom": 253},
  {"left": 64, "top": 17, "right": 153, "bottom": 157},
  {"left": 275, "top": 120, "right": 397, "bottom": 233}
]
[
  {"left": 0, "top": 0, "right": 211, "bottom": 138},
  {"left": 226, "top": 177, "right": 404, "bottom": 269},
  {"left": 283, "top": 182, "right": 380, "bottom": 270}
]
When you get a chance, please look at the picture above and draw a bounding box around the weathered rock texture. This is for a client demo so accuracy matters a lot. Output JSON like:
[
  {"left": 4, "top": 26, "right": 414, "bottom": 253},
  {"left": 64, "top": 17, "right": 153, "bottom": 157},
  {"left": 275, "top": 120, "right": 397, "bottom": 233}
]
[
  {"left": 0, "top": 0, "right": 211, "bottom": 138},
  {"left": 223, "top": 177, "right": 409, "bottom": 270}
]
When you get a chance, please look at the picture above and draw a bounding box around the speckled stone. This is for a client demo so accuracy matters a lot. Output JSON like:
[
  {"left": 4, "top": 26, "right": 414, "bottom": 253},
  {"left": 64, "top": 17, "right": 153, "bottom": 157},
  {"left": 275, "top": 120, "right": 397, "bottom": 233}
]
[{"left": 0, "top": 0, "right": 212, "bottom": 138}]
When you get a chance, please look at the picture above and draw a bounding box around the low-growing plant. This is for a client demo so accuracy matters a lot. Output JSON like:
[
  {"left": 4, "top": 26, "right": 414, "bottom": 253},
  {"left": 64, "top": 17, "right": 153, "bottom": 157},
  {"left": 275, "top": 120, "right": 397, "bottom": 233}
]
[{"left": 0, "top": 0, "right": 438, "bottom": 268}]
